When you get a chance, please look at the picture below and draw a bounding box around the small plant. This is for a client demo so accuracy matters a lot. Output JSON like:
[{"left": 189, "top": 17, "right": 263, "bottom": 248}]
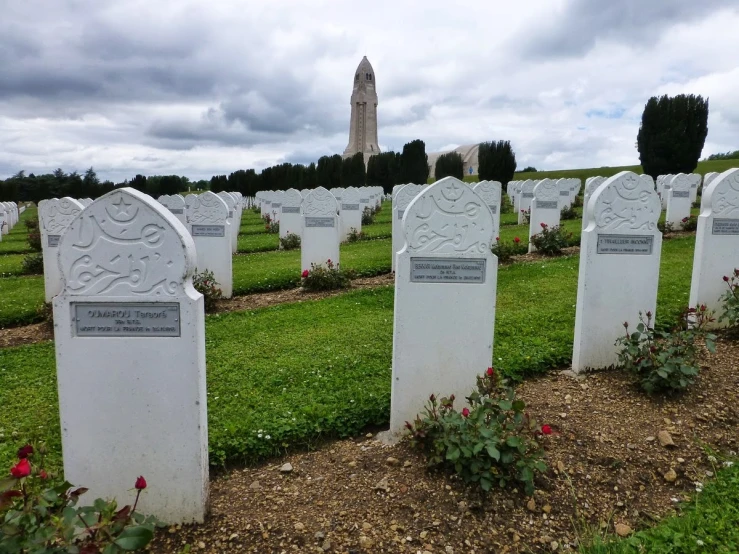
[
  {"left": 560, "top": 203, "right": 577, "bottom": 220},
  {"left": 500, "top": 194, "right": 513, "bottom": 214},
  {"left": 519, "top": 208, "right": 530, "bottom": 224},
  {"left": 301, "top": 259, "right": 354, "bottom": 291},
  {"left": 361, "top": 206, "right": 375, "bottom": 226},
  {"left": 279, "top": 232, "right": 301, "bottom": 250},
  {"left": 680, "top": 215, "right": 698, "bottom": 231},
  {"left": 616, "top": 307, "right": 716, "bottom": 394},
  {"left": 719, "top": 270, "right": 739, "bottom": 330},
  {"left": 192, "top": 268, "right": 223, "bottom": 312},
  {"left": 346, "top": 227, "right": 366, "bottom": 243},
  {"left": 407, "top": 367, "right": 548, "bottom": 495},
  {"left": 491, "top": 236, "right": 525, "bottom": 263},
  {"left": 0, "top": 443, "right": 158, "bottom": 553},
  {"left": 530, "top": 223, "right": 572, "bottom": 256},
  {"left": 572, "top": 194, "right": 583, "bottom": 208},
  {"left": 263, "top": 213, "right": 279, "bottom": 234},
  {"left": 25, "top": 217, "right": 41, "bottom": 252},
  {"left": 21, "top": 252, "right": 44, "bottom": 275},
  {"left": 657, "top": 220, "right": 674, "bottom": 234},
  {"left": 36, "top": 302, "right": 53, "bottom": 325}
]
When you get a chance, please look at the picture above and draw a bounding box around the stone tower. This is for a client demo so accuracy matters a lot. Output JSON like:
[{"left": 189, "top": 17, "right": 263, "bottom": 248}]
[{"left": 343, "top": 56, "right": 380, "bottom": 161}]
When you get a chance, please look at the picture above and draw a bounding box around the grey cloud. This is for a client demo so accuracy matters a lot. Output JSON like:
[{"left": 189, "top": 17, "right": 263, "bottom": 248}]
[{"left": 519, "top": 0, "right": 738, "bottom": 59}]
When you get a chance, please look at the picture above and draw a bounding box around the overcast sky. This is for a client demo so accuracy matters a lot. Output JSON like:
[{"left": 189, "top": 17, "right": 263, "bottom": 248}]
[{"left": 1, "top": 0, "right": 738, "bottom": 182}]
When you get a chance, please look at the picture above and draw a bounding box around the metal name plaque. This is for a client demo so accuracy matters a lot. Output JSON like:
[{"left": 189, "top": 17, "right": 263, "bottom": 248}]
[
  {"left": 271, "top": 203, "right": 282, "bottom": 209},
  {"left": 191, "top": 224, "right": 225, "bottom": 237},
  {"left": 341, "top": 203, "right": 360, "bottom": 211},
  {"left": 672, "top": 191, "right": 690, "bottom": 198},
  {"left": 597, "top": 234, "right": 654, "bottom": 255},
  {"left": 712, "top": 218, "right": 739, "bottom": 235},
  {"left": 169, "top": 208, "right": 184, "bottom": 214},
  {"left": 305, "top": 217, "right": 335, "bottom": 228},
  {"left": 360, "top": 198, "right": 369, "bottom": 203},
  {"left": 523, "top": 192, "right": 534, "bottom": 198},
  {"left": 410, "top": 258, "right": 486, "bottom": 284},
  {"left": 536, "top": 200, "right": 558, "bottom": 209},
  {"left": 488, "top": 204, "right": 498, "bottom": 214},
  {"left": 282, "top": 206, "right": 300, "bottom": 214},
  {"left": 48, "top": 235, "right": 61, "bottom": 247},
  {"left": 397, "top": 210, "right": 405, "bottom": 220},
  {"left": 560, "top": 190, "right": 570, "bottom": 196},
  {"left": 74, "top": 303, "right": 180, "bottom": 338}
]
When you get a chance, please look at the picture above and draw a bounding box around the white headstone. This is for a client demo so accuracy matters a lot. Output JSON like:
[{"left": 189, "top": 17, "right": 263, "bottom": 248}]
[
  {"left": 701, "top": 172, "right": 720, "bottom": 211},
  {"left": 392, "top": 184, "right": 423, "bottom": 273},
  {"left": 689, "top": 168, "right": 739, "bottom": 325},
  {"left": 186, "top": 192, "right": 233, "bottom": 298},
  {"left": 280, "top": 189, "right": 304, "bottom": 242},
  {"left": 582, "top": 177, "right": 606, "bottom": 230},
  {"left": 518, "top": 180, "right": 536, "bottom": 224},
  {"left": 665, "top": 174, "right": 693, "bottom": 229},
  {"left": 339, "top": 186, "right": 362, "bottom": 241},
  {"left": 472, "top": 180, "right": 502, "bottom": 240},
  {"left": 390, "top": 176, "right": 497, "bottom": 434},
  {"left": 572, "top": 172, "right": 662, "bottom": 372},
  {"left": 301, "top": 187, "right": 340, "bottom": 272},
  {"left": 52, "top": 187, "right": 209, "bottom": 523},
  {"left": 528, "top": 179, "right": 561, "bottom": 252},
  {"left": 557, "top": 178, "right": 572, "bottom": 209},
  {"left": 159, "top": 194, "right": 187, "bottom": 228},
  {"left": 217, "top": 192, "right": 239, "bottom": 253},
  {"left": 39, "top": 197, "right": 85, "bottom": 302}
]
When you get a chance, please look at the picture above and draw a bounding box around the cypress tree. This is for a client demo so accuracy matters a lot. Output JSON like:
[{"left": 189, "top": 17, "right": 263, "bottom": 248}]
[
  {"left": 478, "top": 141, "right": 517, "bottom": 190},
  {"left": 434, "top": 152, "right": 464, "bottom": 181},
  {"left": 400, "top": 139, "right": 429, "bottom": 184}
]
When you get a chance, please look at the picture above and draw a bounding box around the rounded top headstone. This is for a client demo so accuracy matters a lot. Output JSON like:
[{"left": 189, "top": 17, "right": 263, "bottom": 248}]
[
  {"left": 394, "top": 184, "right": 424, "bottom": 211},
  {"left": 587, "top": 171, "right": 661, "bottom": 233},
  {"left": 533, "top": 179, "right": 558, "bottom": 201},
  {"left": 403, "top": 177, "right": 494, "bottom": 255},
  {"left": 670, "top": 174, "right": 692, "bottom": 191},
  {"left": 283, "top": 188, "right": 303, "bottom": 208},
  {"left": 40, "top": 197, "right": 85, "bottom": 234},
  {"left": 58, "top": 187, "right": 196, "bottom": 297},
  {"left": 303, "top": 187, "right": 338, "bottom": 217},
  {"left": 703, "top": 168, "right": 739, "bottom": 217},
  {"left": 186, "top": 191, "right": 229, "bottom": 224},
  {"left": 472, "top": 180, "right": 501, "bottom": 206}
]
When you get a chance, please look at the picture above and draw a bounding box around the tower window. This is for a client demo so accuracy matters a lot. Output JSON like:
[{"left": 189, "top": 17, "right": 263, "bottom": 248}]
[{"left": 355, "top": 73, "right": 359, "bottom": 81}]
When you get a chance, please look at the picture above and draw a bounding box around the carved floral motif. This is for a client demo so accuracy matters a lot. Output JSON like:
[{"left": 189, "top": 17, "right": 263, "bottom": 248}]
[
  {"left": 709, "top": 169, "right": 739, "bottom": 218},
  {"left": 303, "top": 187, "right": 338, "bottom": 217},
  {"left": 592, "top": 172, "right": 661, "bottom": 232},
  {"left": 186, "top": 192, "right": 228, "bottom": 224},
  {"left": 40, "top": 197, "right": 84, "bottom": 234}
]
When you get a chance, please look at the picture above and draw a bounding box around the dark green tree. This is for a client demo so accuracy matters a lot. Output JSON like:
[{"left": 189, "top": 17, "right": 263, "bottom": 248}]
[
  {"left": 434, "top": 152, "right": 464, "bottom": 181},
  {"left": 400, "top": 139, "right": 429, "bottom": 184},
  {"left": 341, "top": 152, "right": 366, "bottom": 188},
  {"left": 316, "top": 154, "right": 343, "bottom": 189},
  {"left": 129, "top": 174, "right": 148, "bottom": 192},
  {"left": 478, "top": 141, "right": 517, "bottom": 190},
  {"left": 637, "top": 94, "right": 709, "bottom": 177},
  {"left": 366, "top": 151, "right": 401, "bottom": 193}
]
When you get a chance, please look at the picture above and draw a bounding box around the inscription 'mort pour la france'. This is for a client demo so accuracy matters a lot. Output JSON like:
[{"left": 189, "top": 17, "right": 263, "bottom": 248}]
[
  {"left": 305, "top": 217, "right": 335, "bottom": 228},
  {"left": 74, "top": 303, "right": 181, "bottom": 337},
  {"left": 191, "top": 224, "right": 225, "bottom": 237},
  {"left": 712, "top": 218, "right": 739, "bottom": 235},
  {"left": 410, "top": 258, "right": 486, "bottom": 284},
  {"left": 597, "top": 234, "right": 654, "bottom": 255}
]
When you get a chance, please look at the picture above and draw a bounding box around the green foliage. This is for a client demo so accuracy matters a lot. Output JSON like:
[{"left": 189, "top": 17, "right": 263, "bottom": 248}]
[
  {"left": 522, "top": 166, "right": 537, "bottom": 172},
  {"left": 25, "top": 218, "right": 41, "bottom": 253},
  {"left": 20, "top": 253, "right": 43, "bottom": 275},
  {"left": 658, "top": 220, "right": 675, "bottom": 235},
  {"left": 346, "top": 228, "right": 366, "bottom": 243},
  {"left": 637, "top": 94, "right": 709, "bottom": 178},
  {"left": 301, "top": 259, "right": 355, "bottom": 291},
  {"left": 408, "top": 368, "right": 547, "bottom": 495},
  {"left": 361, "top": 206, "right": 375, "bottom": 226},
  {"left": 530, "top": 223, "right": 572, "bottom": 256},
  {"left": 616, "top": 307, "right": 716, "bottom": 394},
  {"left": 434, "top": 152, "right": 464, "bottom": 180},
  {"left": 263, "top": 213, "right": 279, "bottom": 234},
  {"left": 366, "top": 152, "right": 401, "bottom": 193},
  {"left": 0, "top": 444, "right": 158, "bottom": 553},
  {"left": 500, "top": 194, "right": 513, "bottom": 214},
  {"left": 580, "top": 461, "right": 739, "bottom": 553},
  {"left": 561, "top": 204, "right": 578, "bottom": 220},
  {"left": 341, "top": 152, "right": 366, "bottom": 188},
  {"left": 705, "top": 149, "right": 739, "bottom": 161},
  {"left": 316, "top": 155, "right": 343, "bottom": 190},
  {"left": 718, "top": 270, "right": 739, "bottom": 330},
  {"left": 478, "top": 141, "right": 517, "bottom": 187},
  {"left": 400, "top": 139, "right": 429, "bottom": 184},
  {"left": 681, "top": 215, "right": 698, "bottom": 231},
  {"left": 279, "top": 232, "right": 301, "bottom": 251},
  {"left": 491, "top": 237, "right": 526, "bottom": 263},
  {"left": 519, "top": 208, "right": 530, "bottom": 224},
  {"left": 192, "top": 269, "right": 223, "bottom": 313}
]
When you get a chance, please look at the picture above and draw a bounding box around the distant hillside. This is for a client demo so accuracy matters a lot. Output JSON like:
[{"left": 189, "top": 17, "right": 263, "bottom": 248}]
[{"left": 462, "top": 159, "right": 739, "bottom": 183}]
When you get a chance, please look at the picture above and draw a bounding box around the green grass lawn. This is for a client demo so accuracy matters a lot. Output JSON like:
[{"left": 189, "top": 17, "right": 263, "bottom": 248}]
[{"left": 0, "top": 206, "right": 37, "bottom": 255}]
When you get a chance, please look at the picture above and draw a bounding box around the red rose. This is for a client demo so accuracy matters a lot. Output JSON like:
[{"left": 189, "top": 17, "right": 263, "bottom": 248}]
[
  {"left": 724, "top": 276, "right": 730, "bottom": 282},
  {"left": 541, "top": 425, "right": 552, "bottom": 435},
  {"left": 327, "top": 259, "right": 332, "bottom": 264},
  {"left": 540, "top": 222, "right": 547, "bottom": 228},
  {"left": 39, "top": 470, "right": 48, "bottom": 480},
  {"left": 135, "top": 476, "right": 147, "bottom": 490},
  {"left": 486, "top": 367, "right": 494, "bottom": 376},
  {"left": 449, "top": 394, "right": 455, "bottom": 402},
  {"left": 461, "top": 408, "right": 470, "bottom": 418},
  {"left": 301, "top": 270, "right": 309, "bottom": 278},
  {"left": 10, "top": 458, "right": 31, "bottom": 478},
  {"left": 17, "top": 445, "right": 33, "bottom": 459},
  {"left": 495, "top": 236, "right": 500, "bottom": 241},
  {"left": 514, "top": 237, "right": 520, "bottom": 244}
]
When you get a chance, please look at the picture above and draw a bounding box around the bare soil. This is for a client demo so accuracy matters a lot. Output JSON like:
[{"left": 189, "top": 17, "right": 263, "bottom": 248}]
[{"left": 150, "top": 339, "right": 738, "bottom": 554}]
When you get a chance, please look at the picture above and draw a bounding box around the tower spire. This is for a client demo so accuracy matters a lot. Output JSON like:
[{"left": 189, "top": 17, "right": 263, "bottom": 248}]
[{"left": 343, "top": 57, "right": 380, "bottom": 163}]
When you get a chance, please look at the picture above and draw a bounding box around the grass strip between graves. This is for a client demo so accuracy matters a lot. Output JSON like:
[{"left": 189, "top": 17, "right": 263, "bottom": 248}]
[
  {"left": 580, "top": 461, "right": 739, "bottom": 553},
  {"left": 0, "top": 235, "right": 699, "bottom": 473}
]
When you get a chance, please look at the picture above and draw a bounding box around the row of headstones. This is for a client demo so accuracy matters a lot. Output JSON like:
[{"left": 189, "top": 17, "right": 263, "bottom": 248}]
[
  {"left": 254, "top": 186, "right": 384, "bottom": 242},
  {"left": 0, "top": 201, "right": 22, "bottom": 239},
  {"left": 386, "top": 170, "right": 739, "bottom": 436}
]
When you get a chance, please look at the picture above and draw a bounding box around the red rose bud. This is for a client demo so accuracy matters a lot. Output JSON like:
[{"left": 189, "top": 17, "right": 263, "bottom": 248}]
[
  {"left": 623, "top": 321, "right": 629, "bottom": 329},
  {"left": 10, "top": 458, "right": 31, "bottom": 479},
  {"left": 486, "top": 367, "right": 494, "bottom": 376},
  {"left": 429, "top": 394, "right": 436, "bottom": 402},
  {"left": 449, "top": 394, "right": 455, "bottom": 402},
  {"left": 39, "top": 470, "right": 48, "bottom": 480},
  {"left": 700, "top": 304, "right": 707, "bottom": 311},
  {"left": 646, "top": 311, "right": 652, "bottom": 318},
  {"left": 724, "top": 276, "right": 730, "bottom": 282},
  {"left": 135, "top": 476, "right": 147, "bottom": 490},
  {"left": 17, "top": 445, "right": 33, "bottom": 459},
  {"left": 541, "top": 425, "right": 552, "bottom": 435},
  {"left": 514, "top": 237, "right": 521, "bottom": 243},
  {"left": 461, "top": 408, "right": 470, "bottom": 418},
  {"left": 301, "top": 270, "right": 309, "bottom": 278},
  {"left": 327, "top": 259, "right": 332, "bottom": 264},
  {"left": 405, "top": 421, "right": 413, "bottom": 430},
  {"left": 540, "top": 222, "right": 547, "bottom": 228},
  {"left": 495, "top": 236, "right": 500, "bottom": 241}
]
